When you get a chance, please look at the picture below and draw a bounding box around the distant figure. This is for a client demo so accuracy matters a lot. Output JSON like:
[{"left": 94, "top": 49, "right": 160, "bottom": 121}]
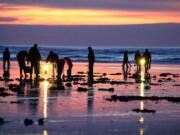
[
  {"left": 88, "top": 47, "right": 95, "bottom": 75},
  {"left": 143, "top": 49, "right": 151, "bottom": 72},
  {"left": 64, "top": 57, "right": 73, "bottom": 81},
  {"left": 28, "top": 44, "right": 41, "bottom": 79},
  {"left": 134, "top": 50, "right": 141, "bottom": 72},
  {"left": 57, "top": 59, "right": 65, "bottom": 80},
  {"left": 3, "top": 48, "right": 10, "bottom": 71},
  {"left": 122, "top": 51, "right": 131, "bottom": 70},
  {"left": 17, "top": 50, "right": 28, "bottom": 79}
]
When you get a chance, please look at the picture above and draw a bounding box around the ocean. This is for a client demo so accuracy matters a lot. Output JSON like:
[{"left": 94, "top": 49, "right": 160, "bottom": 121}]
[{"left": 0, "top": 45, "right": 180, "bottom": 64}]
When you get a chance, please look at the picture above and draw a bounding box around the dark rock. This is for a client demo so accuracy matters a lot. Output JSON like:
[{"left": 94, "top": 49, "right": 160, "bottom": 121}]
[
  {"left": 96, "top": 77, "right": 110, "bottom": 83},
  {"left": 24, "top": 118, "right": 33, "bottom": 126},
  {"left": 144, "top": 86, "right": 151, "bottom": 90},
  {"left": 77, "top": 72, "right": 85, "bottom": 74},
  {"left": 132, "top": 108, "right": 156, "bottom": 113},
  {"left": 65, "top": 83, "right": 72, "bottom": 87},
  {"left": 77, "top": 87, "right": 88, "bottom": 92},
  {"left": 99, "top": 88, "right": 114, "bottom": 92},
  {"left": 106, "top": 95, "right": 180, "bottom": 103},
  {"left": 38, "top": 118, "right": 45, "bottom": 126},
  {"left": 10, "top": 101, "right": 23, "bottom": 104},
  {"left": 0, "top": 92, "right": 12, "bottom": 97},
  {"left": 0, "top": 87, "right": 5, "bottom": 92},
  {"left": 159, "top": 73, "right": 173, "bottom": 77},
  {"left": 109, "top": 73, "right": 122, "bottom": 75},
  {"left": 8, "top": 84, "right": 22, "bottom": 92}
]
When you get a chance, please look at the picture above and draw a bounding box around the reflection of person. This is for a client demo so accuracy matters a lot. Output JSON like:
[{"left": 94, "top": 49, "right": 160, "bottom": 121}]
[
  {"left": 28, "top": 44, "right": 41, "bottom": 79},
  {"left": 17, "top": 50, "right": 28, "bottom": 79},
  {"left": 134, "top": 50, "right": 141, "bottom": 72},
  {"left": 143, "top": 49, "right": 151, "bottom": 72},
  {"left": 3, "top": 48, "right": 10, "bottom": 71},
  {"left": 88, "top": 47, "right": 95, "bottom": 75},
  {"left": 64, "top": 57, "right": 73, "bottom": 81},
  {"left": 122, "top": 51, "right": 131, "bottom": 70}
]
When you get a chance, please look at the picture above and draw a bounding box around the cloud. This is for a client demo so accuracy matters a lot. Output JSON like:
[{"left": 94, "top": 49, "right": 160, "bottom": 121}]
[
  {"left": 0, "top": 0, "right": 180, "bottom": 12},
  {"left": 0, "top": 17, "right": 18, "bottom": 22}
]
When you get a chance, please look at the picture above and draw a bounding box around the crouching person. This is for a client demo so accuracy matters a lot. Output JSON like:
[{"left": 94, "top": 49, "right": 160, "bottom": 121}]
[
  {"left": 64, "top": 57, "right": 73, "bottom": 81},
  {"left": 17, "top": 50, "right": 28, "bottom": 79}
]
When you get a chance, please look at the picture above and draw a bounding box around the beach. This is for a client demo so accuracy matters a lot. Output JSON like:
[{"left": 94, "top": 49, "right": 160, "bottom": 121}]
[{"left": 0, "top": 61, "right": 180, "bottom": 135}]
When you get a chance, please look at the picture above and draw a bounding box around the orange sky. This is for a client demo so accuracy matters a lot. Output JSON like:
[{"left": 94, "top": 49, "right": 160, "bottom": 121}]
[{"left": 0, "top": 4, "right": 180, "bottom": 25}]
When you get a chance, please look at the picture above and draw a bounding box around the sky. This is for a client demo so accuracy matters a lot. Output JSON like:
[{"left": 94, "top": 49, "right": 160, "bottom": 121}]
[{"left": 0, "top": 0, "right": 180, "bottom": 47}]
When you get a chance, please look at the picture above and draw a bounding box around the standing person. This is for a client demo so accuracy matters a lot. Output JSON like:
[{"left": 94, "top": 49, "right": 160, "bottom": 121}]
[
  {"left": 122, "top": 51, "right": 131, "bottom": 70},
  {"left": 143, "top": 49, "right": 151, "bottom": 72},
  {"left": 28, "top": 44, "right": 41, "bottom": 79},
  {"left": 88, "top": 47, "right": 95, "bottom": 76},
  {"left": 134, "top": 50, "right": 141, "bottom": 72},
  {"left": 3, "top": 48, "right": 10, "bottom": 71},
  {"left": 64, "top": 57, "right": 73, "bottom": 81},
  {"left": 17, "top": 50, "right": 28, "bottom": 79}
]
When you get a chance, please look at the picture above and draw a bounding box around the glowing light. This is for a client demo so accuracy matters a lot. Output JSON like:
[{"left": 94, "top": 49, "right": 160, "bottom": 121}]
[
  {"left": 43, "top": 64, "right": 49, "bottom": 74},
  {"left": 139, "top": 128, "right": 144, "bottom": 135},
  {"left": 140, "top": 58, "right": 146, "bottom": 66},
  {"left": 43, "top": 130, "right": 48, "bottom": 135},
  {"left": 40, "top": 61, "right": 53, "bottom": 79},
  {"left": 43, "top": 80, "right": 48, "bottom": 118},
  {"left": 140, "top": 101, "right": 144, "bottom": 110},
  {"left": 139, "top": 116, "right": 144, "bottom": 124}
]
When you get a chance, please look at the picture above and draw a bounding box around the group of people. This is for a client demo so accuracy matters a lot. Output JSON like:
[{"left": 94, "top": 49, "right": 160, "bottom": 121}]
[
  {"left": 2, "top": 44, "right": 74, "bottom": 81},
  {"left": 122, "top": 49, "right": 151, "bottom": 72},
  {"left": 2, "top": 45, "right": 151, "bottom": 81}
]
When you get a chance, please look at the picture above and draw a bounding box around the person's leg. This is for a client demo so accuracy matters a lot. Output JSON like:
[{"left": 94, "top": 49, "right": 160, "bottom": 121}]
[
  {"left": 30, "top": 63, "right": 33, "bottom": 79},
  {"left": 20, "top": 67, "right": 23, "bottom": 79},
  {"left": 67, "top": 68, "right": 72, "bottom": 80},
  {"left": 7, "top": 59, "right": 10, "bottom": 69},
  {"left": 3, "top": 59, "right": 5, "bottom": 70}
]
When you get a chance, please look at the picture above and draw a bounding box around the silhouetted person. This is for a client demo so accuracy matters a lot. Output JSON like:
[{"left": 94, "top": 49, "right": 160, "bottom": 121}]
[
  {"left": 88, "top": 47, "right": 95, "bottom": 76},
  {"left": 122, "top": 51, "right": 131, "bottom": 70},
  {"left": 64, "top": 57, "right": 73, "bottom": 81},
  {"left": 134, "top": 50, "right": 141, "bottom": 72},
  {"left": 46, "top": 51, "right": 59, "bottom": 64},
  {"left": 17, "top": 50, "right": 28, "bottom": 79},
  {"left": 28, "top": 44, "right": 41, "bottom": 79},
  {"left": 3, "top": 48, "right": 10, "bottom": 71},
  {"left": 143, "top": 49, "right": 151, "bottom": 72},
  {"left": 57, "top": 59, "right": 65, "bottom": 80},
  {"left": 47, "top": 51, "right": 59, "bottom": 77}
]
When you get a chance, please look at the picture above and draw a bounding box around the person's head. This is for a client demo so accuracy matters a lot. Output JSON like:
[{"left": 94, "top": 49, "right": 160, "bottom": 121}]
[
  {"left": 88, "top": 46, "right": 93, "bottom": 52},
  {"left": 5, "top": 48, "right": 9, "bottom": 51},
  {"left": 34, "top": 43, "right": 38, "bottom": 48},
  {"left": 145, "top": 49, "right": 149, "bottom": 52}
]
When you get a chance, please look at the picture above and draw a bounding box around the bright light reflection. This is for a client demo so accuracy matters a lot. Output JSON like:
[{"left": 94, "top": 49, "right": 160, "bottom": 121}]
[
  {"left": 43, "top": 130, "right": 48, "bottom": 135},
  {"left": 40, "top": 61, "right": 53, "bottom": 79},
  {"left": 139, "top": 116, "right": 144, "bottom": 124},
  {"left": 43, "top": 80, "right": 48, "bottom": 118},
  {"left": 139, "top": 128, "right": 144, "bottom": 135}
]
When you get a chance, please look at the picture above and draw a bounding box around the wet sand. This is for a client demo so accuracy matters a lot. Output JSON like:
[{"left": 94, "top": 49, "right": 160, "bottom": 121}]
[{"left": 0, "top": 61, "right": 180, "bottom": 135}]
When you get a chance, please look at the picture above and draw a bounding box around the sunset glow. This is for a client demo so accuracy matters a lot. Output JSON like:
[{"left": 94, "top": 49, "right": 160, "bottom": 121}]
[{"left": 1, "top": 4, "right": 180, "bottom": 25}]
